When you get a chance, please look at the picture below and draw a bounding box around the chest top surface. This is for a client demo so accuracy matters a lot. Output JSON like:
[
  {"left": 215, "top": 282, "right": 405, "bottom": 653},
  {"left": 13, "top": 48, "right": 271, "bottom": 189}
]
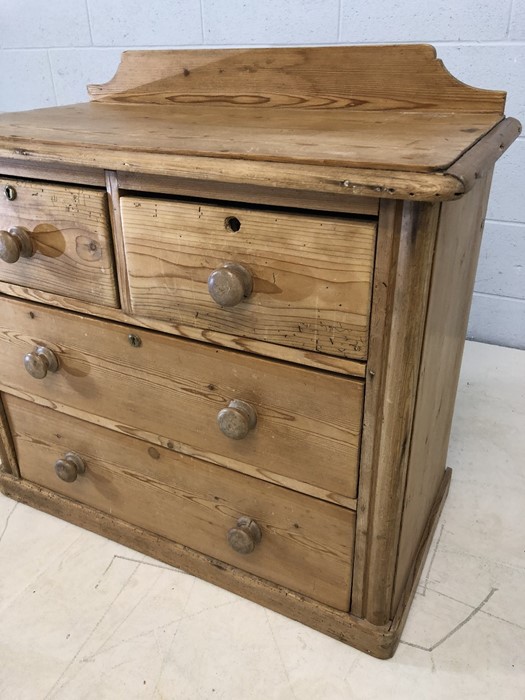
[{"left": 0, "top": 44, "right": 520, "bottom": 201}]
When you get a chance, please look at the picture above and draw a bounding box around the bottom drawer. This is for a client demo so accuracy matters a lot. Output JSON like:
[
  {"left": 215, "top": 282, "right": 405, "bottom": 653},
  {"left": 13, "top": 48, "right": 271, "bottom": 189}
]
[{"left": 5, "top": 395, "right": 355, "bottom": 610}]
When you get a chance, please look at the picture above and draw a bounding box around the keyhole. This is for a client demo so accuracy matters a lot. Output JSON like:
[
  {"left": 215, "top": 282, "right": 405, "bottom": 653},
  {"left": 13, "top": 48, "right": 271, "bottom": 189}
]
[
  {"left": 4, "top": 185, "right": 17, "bottom": 201},
  {"left": 128, "top": 334, "right": 142, "bottom": 347},
  {"left": 225, "top": 216, "right": 241, "bottom": 233}
]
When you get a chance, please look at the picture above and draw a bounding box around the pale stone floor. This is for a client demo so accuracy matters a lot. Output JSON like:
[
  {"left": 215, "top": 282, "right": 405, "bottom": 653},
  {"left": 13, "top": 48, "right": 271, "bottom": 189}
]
[{"left": 0, "top": 340, "right": 523, "bottom": 699}]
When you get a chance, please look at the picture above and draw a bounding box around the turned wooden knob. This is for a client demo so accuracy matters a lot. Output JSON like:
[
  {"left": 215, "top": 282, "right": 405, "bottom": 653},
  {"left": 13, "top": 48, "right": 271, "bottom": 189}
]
[
  {"left": 207, "top": 262, "right": 252, "bottom": 307},
  {"left": 0, "top": 226, "right": 34, "bottom": 263},
  {"left": 23, "top": 345, "right": 59, "bottom": 379},
  {"left": 217, "top": 399, "right": 257, "bottom": 440},
  {"left": 54, "top": 452, "right": 86, "bottom": 483},
  {"left": 228, "top": 516, "right": 262, "bottom": 554}
]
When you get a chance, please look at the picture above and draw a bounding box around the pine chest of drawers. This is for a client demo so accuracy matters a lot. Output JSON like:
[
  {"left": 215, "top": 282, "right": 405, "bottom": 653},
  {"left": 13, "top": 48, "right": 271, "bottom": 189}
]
[{"left": 0, "top": 45, "right": 520, "bottom": 658}]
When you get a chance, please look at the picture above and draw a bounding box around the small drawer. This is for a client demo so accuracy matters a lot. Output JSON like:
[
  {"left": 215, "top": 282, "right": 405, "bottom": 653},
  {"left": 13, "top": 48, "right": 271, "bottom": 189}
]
[
  {"left": 5, "top": 395, "right": 355, "bottom": 610},
  {"left": 0, "top": 297, "right": 363, "bottom": 505},
  {"left": 120, "top": 197, "right": 376, "bottom": 360},
  {"left": 0, "top": 177, "right": 118, "bottom": 307}
]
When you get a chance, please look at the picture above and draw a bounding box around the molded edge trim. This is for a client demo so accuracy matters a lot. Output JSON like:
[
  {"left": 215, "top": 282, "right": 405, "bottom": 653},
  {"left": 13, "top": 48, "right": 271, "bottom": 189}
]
[
  {"left": 0, "top": 117, "right": 519, "bottom": 202},
  {"left": 444, "top": 117, "right": 522, "bottom": 193},
  {"left": 0, "top": 395, "right": 19, "bottom": 477},
  {"left": 0, "top": 143, "right": 465, "bottom": 201}
]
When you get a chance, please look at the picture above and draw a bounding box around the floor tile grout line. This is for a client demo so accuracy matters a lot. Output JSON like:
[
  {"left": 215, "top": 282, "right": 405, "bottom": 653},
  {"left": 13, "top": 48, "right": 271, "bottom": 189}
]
[
  {"left": 86, "top": 599, "right": 240, "bottom": 663},
  {"left": 416, "top": 584, "right": 525, "bottom": 631},
  {"left": 428, "top": 587, "right": 498, "bottom": 651},
  {"left": 112, "top": 554, "right": 178, "bottom": 573},
  {"left": 417, "top": 584, "right": 479, "bottom": 608},
  {"left": 0, "top": 501, "right": 17, "bottom": 547},
  {"left": 484, "top": 218, "right": 525, "bottom": 227},
  {"left": 265, "top": 608, "right": 299, "bottom": 700},
  {"left": 43, "top": 561, "right": 142, "bottom": 700},
  {"left": 94, "top": 553, "right": 152, "bottom": 585},
  {"left": 152, "top": 577, "right": 196, "bottom": 696},
  {"left": 83, "top": 563, "right": 167, "bottom": 663},
  {"left": 0, "top": 530, "right": 85, "bottom": 617},
  {"left": 435, "top": 544, "right": 525, "bottom": 574},
  {"left": 480, "top": 608, "right": 525, "bottom": 631},
  {"left": 421, "top": 522, "right": 445, "bottom": 597},
  {"left": 473, "top": 291, "right": 525, "bottom": 303},
  {"left": 401, "top": 587, "right": 498, "bottom": 652}
]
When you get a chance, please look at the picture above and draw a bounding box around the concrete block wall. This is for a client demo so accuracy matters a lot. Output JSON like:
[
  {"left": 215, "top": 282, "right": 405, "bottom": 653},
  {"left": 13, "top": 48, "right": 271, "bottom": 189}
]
[{"left": 0, "top": 1, "right": 523, "bottom": 348}]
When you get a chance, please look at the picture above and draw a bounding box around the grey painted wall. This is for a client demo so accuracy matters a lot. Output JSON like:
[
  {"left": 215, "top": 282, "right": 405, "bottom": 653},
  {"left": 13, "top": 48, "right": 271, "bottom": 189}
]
[{"left": 0, "top": 1, "right": 524, "bottom": 348}]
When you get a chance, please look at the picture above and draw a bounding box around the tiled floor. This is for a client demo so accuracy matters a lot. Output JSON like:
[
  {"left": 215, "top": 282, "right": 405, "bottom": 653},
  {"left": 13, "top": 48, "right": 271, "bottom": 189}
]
[{"left": 0, "top": 340, "right": 524, "bottom": 699}]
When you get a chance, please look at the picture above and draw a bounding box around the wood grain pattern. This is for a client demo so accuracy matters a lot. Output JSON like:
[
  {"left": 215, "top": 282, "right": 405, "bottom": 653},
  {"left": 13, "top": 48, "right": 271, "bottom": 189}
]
[
  {"left": 116, "top": 170, "right": 379, "bottom": 216},
  {"left": 0, "top": 102, "right": 503, "bottom": 174},
  {"left": 352, "top": 200, "right": 441, "bottom": 625},
  {"left": 120, "top": 196, "right": 376, "bottom": 359},
  {"left": 0, "top": 158, "right": 105, "bottom": 187},
  {"left": 0, "top": 141, "right": 469, "bottom": 201},
  {"left": 88, "top": 45, "right": 506, "bottom": 114},
  {"left": 350, "top": 199, "right": 401, "bottom": 618},
  {"left": 446, "top": 117, "right": 521, "bottom": 191},
  {"left": 391, "top": 173, "right": 493, "bottom": 611},
  {"left": 105, "top": 170, "right": 131, "bottom": 312},
  {"left": 0, "top": 393, "right": 19, "bottom": 476},
  {"left": 0, "top": 297, "right": 364, "bottom": 505},
  {"left": 1, "top": 386, "right": 355, "bottom": 512},
  {"left": 0, "top": 472, "right": 397, "bottom": 658},
  {"left": 6, "top": 395, "right": 355, "bottom": 610},
  {"left": 0, "top": 286, "right": 366, "bottom": 378},
  {"left": 0, "top": 178, "right": 118, "bottom": 307}
]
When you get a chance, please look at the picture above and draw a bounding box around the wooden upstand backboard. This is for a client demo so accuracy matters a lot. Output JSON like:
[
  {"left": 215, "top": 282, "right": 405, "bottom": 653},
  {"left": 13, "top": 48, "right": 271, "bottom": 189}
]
[{"left": 0, "top": 45, "right": 520, "bottom": 658}]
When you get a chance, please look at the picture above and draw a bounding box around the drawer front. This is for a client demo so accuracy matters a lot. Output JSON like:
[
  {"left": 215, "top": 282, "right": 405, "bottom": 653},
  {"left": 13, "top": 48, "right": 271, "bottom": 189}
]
[
  {"left": 0, "top": 177, "right": 118, "bottom": 307},
  {"left": 0, "top": 298, "right": 363, "bottom": 502},
  {"left": 6, "top": 395, "right": 355, "bottom": 610},
  {"left": 120, "top": 197, "right": 376, "bottom": 360}
]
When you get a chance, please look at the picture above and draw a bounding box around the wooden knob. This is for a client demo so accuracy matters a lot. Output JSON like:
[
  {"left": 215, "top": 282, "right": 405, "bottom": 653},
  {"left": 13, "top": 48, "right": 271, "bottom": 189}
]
[
  {"left": 54, "top": 452, "right": 86, "bottom": 483},
  {"left": 207, "top": 262, "right": 252, "bottom": 307},
  {"left": 0, "top": 226, "right": 33, "bottom": 264},
  {"left": 227, "top": 516, "right": 262, "bottom": 554},
  {"left": 217, "top": 399, "right": 257, "bottom": 440},
  {"left": 24, "top": 345, "right": 59, "bottom": 379}
]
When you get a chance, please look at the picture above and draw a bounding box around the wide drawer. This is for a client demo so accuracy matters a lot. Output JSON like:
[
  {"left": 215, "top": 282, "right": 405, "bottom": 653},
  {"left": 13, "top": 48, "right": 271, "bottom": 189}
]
[
  {"left": 5, "top": 395, "right": 355, "bottom": 610},
  {"left": 0, "top": 297, "right": 363, "bottom": 504},
  {"left": 120, "top": 197, "right": 376, "bottom": 360},
  {"left": 0, "top": 177, "right": 118, "bottom": 307}
]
